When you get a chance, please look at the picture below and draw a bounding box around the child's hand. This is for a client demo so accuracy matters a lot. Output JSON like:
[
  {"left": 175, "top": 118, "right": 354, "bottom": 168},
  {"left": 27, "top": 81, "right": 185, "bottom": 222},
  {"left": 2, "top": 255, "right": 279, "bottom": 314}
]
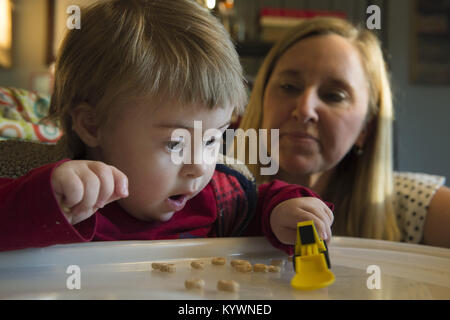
[
  {"left": 51, "top": 160, "right": 129, "bottom": 225},
  {"left": 270, "top": 197, "right": 333, "bottom": 245}
]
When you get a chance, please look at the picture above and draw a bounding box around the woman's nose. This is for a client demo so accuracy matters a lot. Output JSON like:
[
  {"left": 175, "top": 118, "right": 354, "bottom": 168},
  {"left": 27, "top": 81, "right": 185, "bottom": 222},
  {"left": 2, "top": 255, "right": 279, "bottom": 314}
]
[{"left": 291, "top": 88, "right": 319, "bottom": 124}]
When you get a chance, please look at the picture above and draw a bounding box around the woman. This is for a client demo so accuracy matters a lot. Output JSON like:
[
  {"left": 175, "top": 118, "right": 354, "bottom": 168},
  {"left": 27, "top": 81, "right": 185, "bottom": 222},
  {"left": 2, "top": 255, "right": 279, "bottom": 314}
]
[{"left": 238, "top": 17, "right": 450, "bottom": 247}]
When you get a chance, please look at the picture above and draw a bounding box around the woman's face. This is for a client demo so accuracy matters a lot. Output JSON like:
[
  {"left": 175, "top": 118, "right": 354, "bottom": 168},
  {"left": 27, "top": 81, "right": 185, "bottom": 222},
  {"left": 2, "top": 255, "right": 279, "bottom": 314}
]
[{"left": 262, "top": 34, "right": 370, "bottom": 182}]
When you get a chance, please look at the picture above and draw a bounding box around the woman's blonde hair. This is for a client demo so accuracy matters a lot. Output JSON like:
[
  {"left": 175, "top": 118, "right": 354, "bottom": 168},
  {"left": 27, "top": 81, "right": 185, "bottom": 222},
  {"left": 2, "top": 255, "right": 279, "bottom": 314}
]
[
  {"left": 239, "top": 17, "right": 400, "bottom": 241},
  {"left": 48, "top": 0, "right": 247, "bottom": 158}
]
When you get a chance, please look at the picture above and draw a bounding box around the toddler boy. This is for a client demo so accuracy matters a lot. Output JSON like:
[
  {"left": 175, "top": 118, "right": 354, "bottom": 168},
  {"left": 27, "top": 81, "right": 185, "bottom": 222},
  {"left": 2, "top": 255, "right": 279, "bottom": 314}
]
[{"left": 0, "top": 0, "right": 333, "bottom": 252}]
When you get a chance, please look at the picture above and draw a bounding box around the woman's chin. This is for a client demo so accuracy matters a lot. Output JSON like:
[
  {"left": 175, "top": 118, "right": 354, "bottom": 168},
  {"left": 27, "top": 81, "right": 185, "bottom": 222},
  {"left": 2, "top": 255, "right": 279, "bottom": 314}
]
[{"left": 279, "top": 156, "right": 320, "bottom": 176}]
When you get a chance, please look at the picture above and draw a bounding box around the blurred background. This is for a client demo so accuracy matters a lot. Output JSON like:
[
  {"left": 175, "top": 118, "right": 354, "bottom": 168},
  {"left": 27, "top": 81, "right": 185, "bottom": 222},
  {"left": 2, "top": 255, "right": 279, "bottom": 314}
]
[{"left": 0, "top": 0, "right": 449, "bottom": 184}]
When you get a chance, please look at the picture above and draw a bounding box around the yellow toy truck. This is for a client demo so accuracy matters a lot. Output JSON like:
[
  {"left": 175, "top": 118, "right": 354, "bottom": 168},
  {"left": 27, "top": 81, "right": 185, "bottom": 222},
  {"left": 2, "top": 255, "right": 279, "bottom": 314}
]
[{"left": 291, "top": 220, "right": 335, "bottom": 290}]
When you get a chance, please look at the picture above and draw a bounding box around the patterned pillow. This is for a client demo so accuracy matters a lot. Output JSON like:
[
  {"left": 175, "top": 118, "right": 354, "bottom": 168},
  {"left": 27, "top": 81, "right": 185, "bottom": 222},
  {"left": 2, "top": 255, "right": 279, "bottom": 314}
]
[{"left": 0, "top": 87, "right": 62, "bottom": 143}]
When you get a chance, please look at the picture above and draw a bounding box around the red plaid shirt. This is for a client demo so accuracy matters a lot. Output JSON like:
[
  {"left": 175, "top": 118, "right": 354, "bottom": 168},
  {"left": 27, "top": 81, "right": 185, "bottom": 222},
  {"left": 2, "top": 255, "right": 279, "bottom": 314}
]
[{"left": 0, "top": 161, "right": 329, "bottom": 254}]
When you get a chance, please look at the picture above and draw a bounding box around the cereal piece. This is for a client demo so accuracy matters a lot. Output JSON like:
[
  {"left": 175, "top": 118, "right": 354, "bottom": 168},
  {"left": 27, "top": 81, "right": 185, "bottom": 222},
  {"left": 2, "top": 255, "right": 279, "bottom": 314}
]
[
  {"left": 270, "top": 259, "right": 284, "bottom": 267},
  {"left": 151, "top": 262, "right": 164, "bottom": 270},
  {"left": 211, "top": 257, "right": 226, "bottom": 265},
  {"left": 230, "top": 259, "right": 250, "bottom": 267},
  {"left": 185, "top": 278, "right": 205, "bottom": 290},
  {"left": 268, "top": 265, "right": 281, "bottom": 273},
  {"left": 234, "top": 262, "right": 252, "bottom": 273},
  {"left": 191, "top": 260, "right": 205, "bottom": 270},
  {"left": 160, "top": 263, "right": 176, "bottom": 273},
  {"left": 253, "top": 263, "right": 268, "bottom": 273},
  {"left": 217, "top": 280, "right": 240, "bottom": 293}
]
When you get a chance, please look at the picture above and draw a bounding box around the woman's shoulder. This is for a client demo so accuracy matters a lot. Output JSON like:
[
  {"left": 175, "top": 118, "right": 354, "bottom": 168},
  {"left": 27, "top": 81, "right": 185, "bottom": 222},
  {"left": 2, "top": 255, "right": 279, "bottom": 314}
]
[
  {"left": 394, "top": 171, "right": 445, "bottom": 188},
  {"left": 393, "top": 171, "right": 446, "bottom": 243},
  {"left": 393, "top": 171, "right": 445, "bottom": 209}
]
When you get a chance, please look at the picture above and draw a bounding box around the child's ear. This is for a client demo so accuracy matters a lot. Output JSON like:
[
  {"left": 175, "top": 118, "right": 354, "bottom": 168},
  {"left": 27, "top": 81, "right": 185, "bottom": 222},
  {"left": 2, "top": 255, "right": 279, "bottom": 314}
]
[{"left": 71, "top": 103, "right": 101, "bottom": 147}]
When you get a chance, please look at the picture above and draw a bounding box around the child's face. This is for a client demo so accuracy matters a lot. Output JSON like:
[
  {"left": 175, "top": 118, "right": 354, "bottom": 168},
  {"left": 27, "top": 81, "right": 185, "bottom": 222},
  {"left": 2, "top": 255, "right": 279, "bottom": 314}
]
[{"left": 96, "top": 96, "right": 233, "bottom": 222}]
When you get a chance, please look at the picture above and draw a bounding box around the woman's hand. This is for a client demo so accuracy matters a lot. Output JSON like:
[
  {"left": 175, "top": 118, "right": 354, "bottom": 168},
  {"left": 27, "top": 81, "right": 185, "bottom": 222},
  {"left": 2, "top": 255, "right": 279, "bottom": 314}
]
[
  {"left": 51, "top": 160, "right": 129, "bottom": 225},
  {"left": 270, "top": 197, "right": 334, "bottom": 245}
]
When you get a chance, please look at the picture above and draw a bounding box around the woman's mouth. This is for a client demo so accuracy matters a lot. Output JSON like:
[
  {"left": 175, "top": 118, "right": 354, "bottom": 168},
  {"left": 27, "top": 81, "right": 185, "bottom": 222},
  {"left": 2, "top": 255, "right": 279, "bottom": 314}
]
[
  {"left": 281, "top": 132, "right": 319, "bottom": 146},
  {"left": 282, "top": 131, "right": 318, "bottom": 140}
]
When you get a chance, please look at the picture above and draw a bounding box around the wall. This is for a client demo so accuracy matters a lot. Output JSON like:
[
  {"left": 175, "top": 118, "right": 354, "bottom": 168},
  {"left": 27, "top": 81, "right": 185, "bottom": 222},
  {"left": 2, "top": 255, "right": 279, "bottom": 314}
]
[
  {"left": 235, "top": 0, "right": 388, "bottom": 78},
  {"left": 1, "top": 0, "right": 448, "bottom": 184},
  {"left": 235, "top": 0, "right": 383, "bottom": 39},
  {"left": 388, "top": 0, "right": 450, "bottom": 185},
  {"left": 0, "top": 0, "right": 48, "bottom": 90}
]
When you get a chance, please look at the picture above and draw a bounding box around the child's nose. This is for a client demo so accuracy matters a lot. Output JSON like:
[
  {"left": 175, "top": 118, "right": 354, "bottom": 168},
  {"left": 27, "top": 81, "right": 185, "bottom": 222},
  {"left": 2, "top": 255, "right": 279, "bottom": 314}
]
[{"left": 182, "top": 162, "right": 207, "bottom": 179}]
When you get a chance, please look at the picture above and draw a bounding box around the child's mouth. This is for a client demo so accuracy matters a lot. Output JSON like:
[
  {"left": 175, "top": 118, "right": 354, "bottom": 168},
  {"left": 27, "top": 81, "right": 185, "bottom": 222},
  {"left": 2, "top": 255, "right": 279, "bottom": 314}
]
[{"left": 166, "top": 194, "right": 188, "bottom": 211}]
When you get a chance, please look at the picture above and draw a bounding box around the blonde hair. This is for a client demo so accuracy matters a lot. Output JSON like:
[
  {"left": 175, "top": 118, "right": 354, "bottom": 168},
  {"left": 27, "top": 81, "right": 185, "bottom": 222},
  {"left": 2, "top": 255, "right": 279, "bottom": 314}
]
[
  {"left": 239, "top": 17, "right": 400, "bottom": 241},
  {"left": 48, "top": 0, "right": 247, "bottom": 157}
]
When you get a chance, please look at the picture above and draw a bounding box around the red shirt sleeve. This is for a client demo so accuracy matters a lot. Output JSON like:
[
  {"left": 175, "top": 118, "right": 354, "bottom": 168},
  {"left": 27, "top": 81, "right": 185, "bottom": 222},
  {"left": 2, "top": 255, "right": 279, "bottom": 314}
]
[
  {"left": 247, "top": 179, "right": 334, "bottom": 255},
  {"left": 0, "top": 160, "right": 96, "bottom": 252}
]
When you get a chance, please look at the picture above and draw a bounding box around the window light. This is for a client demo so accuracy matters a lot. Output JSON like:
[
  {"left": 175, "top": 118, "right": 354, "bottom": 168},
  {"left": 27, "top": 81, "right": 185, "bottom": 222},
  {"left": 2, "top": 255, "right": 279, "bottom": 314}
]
[{"left": 0, "top": 0, "right": 12, "bottom": 68}]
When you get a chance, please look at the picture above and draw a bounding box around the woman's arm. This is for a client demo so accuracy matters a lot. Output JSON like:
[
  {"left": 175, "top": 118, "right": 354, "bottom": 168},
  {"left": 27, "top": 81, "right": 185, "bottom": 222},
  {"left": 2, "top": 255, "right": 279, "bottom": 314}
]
[{"left": 423, "top": 186, "right": 450, "bottom": 248}]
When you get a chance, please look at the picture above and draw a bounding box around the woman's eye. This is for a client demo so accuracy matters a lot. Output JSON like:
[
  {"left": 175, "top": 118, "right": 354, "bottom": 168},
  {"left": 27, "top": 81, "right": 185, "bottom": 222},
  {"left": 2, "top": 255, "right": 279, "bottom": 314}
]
[
  {"left": 280, "top": 83, "right": 299, "bottom": 93},
  {"left": 322, "top": 91, "right": 348, "bottom": 103},
  {"left": 166, "top": 140, "right": 184, "bottom": 152}
]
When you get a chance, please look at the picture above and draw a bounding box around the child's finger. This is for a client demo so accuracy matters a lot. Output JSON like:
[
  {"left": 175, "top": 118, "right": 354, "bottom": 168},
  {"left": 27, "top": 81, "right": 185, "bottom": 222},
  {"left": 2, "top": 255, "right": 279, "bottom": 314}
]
[
  {"left": 322, "top": 204, "right": 334, "bottom": 226},
  {"left": 88, "top": 162, "right": 115, "bottom": 209},
  {"left": 303, "top": 213, "right": 330, "bottom": 241},
  {"left": 52, "top": 171, "right": 84, "bottom": 210},
  {"left": 70, "top": 169, "right": 100, "bottom": 216},
  {"left": 297, "top": 199, "right": 334, "bottom": 227},
  {"left": 67, "top": 204, "right": 97, "bottom": 225},
  {"left": 287, "top": 209, "right": 331, "bottom": 241},
  {"left": 107, "top": 165, "right": 129, "bottom": 203}
]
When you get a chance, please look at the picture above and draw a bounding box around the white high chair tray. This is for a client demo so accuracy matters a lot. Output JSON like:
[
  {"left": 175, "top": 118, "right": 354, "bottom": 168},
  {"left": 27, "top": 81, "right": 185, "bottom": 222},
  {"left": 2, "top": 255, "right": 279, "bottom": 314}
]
[{"left": 0, "top": 236, "right": 449, "bottom": 299}]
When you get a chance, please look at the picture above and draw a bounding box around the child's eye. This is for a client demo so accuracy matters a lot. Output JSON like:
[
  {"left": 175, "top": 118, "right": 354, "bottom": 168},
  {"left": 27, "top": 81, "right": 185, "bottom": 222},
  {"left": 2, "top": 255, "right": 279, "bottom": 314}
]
[
  {"left": 204, "top": 136, "right": 218, "bottom": 147},
  {"left": 166, "top": 140, "right": 184, "bottom": 152}
]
